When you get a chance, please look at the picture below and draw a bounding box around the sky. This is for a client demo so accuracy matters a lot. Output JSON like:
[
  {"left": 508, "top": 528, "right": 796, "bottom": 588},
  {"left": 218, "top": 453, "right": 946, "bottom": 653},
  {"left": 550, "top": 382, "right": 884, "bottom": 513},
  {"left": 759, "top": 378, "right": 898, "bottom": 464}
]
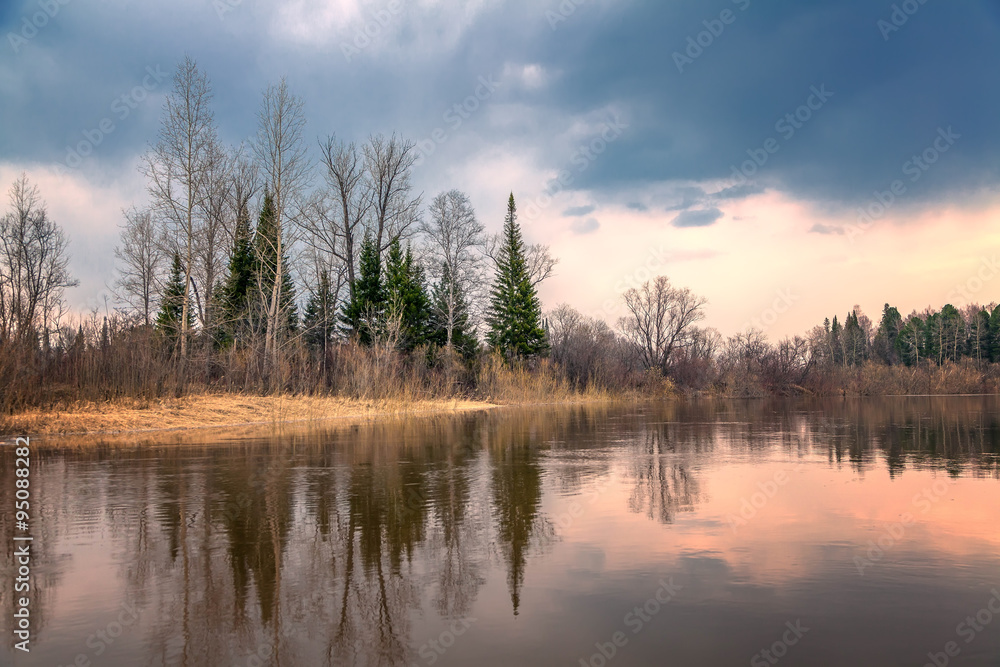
[{"left": 1, "top": 0, "right": 998, "bottom": 339}]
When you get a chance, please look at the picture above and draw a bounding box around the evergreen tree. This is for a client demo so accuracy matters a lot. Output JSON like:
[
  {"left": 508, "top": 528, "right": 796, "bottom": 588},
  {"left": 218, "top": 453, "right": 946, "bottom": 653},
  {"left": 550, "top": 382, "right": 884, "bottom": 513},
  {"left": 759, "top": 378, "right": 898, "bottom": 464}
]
[
  {"left": 254, "top": 192, "right": 297, "bottom": 336},
  {"left": 430, "top": 262, "right": 478, "bottom": 358},
  {"left": 341, "top": 232, "right": 385, "bottom": 345},
  {"left": 843, "top": 310, "right": 866, "bottom": 366},
  {"left": 938, "top": 304, "right": 962, "bottom": 362},
  {"left": 217, "top": 204, "right": 256, "bottom": 346},
  {"left": 486, "top": 194, "right": 548, "bottom": 359},
  {"left": 989, "top": 305, "right": 1000, "bottom": 363},
  {"left": 829, "top": 315, "right": 842, "bottom": 366},
  {"left": 874, "top": 304, "right": 902, "bottom": 365},
  {"left": 384, "top": 238, "right": 432, "bottom": 351},
  {"left": 156, "top": 252, "right": 193, "bottom": 349},
  {"left": 303, "top": 269, "right": 338, "bottom": 356},
  {"left": 898, "top": 315, "right": 925, "bottom": 366},
  {"left": 968, "top": 307, "right": 991, "bottom": 365}
]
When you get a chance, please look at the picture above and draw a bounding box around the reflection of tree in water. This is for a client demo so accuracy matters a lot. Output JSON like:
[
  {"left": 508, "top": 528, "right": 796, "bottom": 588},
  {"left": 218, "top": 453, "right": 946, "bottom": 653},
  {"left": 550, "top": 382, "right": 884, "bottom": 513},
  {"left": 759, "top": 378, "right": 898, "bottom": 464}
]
[
  {"left": 490, "top": 440, "right": 543, "bottom": 616},
  {"left": 329, "top": 459, "right": 426, "bottom": 666},
  {"left": 215, "top": 454, "right": 294, "bottom": 628},
  {"left": 426, "top": 442, "right": 486, "bottom": 619},
  {"left": 626, "top": 425, "right": 702, "bottom": 524}
]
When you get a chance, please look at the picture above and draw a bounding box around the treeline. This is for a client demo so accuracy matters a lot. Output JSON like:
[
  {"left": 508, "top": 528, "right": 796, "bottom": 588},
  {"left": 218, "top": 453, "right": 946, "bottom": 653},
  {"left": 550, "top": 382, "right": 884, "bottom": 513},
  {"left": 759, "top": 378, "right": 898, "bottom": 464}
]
[
  {"left": 3, "top": 57, "right": 1000, "bottom": 415},
  {"left": 0, "top": 58, "right": 664, "bottom": 415},
  {"left": 671, "top": 302, "right": 1000, "bottom": 397}
]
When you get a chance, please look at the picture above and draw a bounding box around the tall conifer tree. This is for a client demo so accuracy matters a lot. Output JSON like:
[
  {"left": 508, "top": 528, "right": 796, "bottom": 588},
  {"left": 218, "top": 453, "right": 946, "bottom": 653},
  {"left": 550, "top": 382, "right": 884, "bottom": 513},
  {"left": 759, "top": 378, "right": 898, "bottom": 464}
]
[{"left": 486, "top": 194, "right": 548, "bottom": 358}]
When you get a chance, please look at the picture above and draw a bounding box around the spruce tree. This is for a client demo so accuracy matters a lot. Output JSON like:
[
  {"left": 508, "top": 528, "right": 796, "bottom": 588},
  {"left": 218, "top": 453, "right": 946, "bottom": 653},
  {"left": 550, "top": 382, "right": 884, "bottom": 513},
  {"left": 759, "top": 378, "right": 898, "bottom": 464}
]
[
  {"left": 217, "top": 204, "right": 255, "bottom": 346},
  {"left": 254, "top": 192, "right": 297, "bottom": 335},
  {"left": 486, "top": 194, "right": 548, "bottom": 359},
  {"left": 430, "top": 262, "right": 478, "bottom": 358},
  {"left": 156, "top": 252, "right": 193, "bottom": 349},
  {"left": 874, "top": 304, "right": 902, "bottom": 365},
  {"left": 990, "top": 305, "right": 1000, "bottom": 363},
  {"left": 303, "top": 269, "right": 338, "bottom": 356},
  {"left": 384, "top": 238, "right": 432, "bottom": 351},
  {"left": 341, "top": 232, "right": 385, "bottom": 345}
]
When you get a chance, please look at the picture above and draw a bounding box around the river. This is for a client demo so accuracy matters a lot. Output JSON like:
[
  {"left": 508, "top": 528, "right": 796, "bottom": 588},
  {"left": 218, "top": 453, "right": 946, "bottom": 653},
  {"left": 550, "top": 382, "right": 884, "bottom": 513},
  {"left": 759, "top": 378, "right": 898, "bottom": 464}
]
[{"left": 2, "top": 397, "right": 999, "bottom": 666}]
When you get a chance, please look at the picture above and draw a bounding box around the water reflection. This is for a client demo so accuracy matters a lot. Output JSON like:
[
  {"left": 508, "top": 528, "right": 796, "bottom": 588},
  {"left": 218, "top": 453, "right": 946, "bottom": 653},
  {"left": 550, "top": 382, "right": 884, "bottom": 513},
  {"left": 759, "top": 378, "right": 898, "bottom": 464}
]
[{"left": 1, "top": 397, "right": 999, "bottom": 666}]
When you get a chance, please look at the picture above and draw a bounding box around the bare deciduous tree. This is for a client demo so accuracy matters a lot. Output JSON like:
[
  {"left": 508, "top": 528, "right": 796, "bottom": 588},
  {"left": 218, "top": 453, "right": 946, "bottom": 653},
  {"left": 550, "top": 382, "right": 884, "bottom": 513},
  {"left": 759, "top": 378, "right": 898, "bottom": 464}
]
[
  {"left": 0, "top": 174, "right": 78, "bottom": 341},
  {"left": 141, "top": 56, "right": 218, "bottom": 358},
  {"left": 228, "top": 145, "right": 260, "bottom": 238},
  {"left": 618, "top": 276, "right": 706, "bottom": 374},
  {"left": 364, "top": 133, "right": 421, "bottom": 254},
  {"left": 113, "top": 205, "right": 162, "bottom": 325},
  {"left": 420, "top": 190, "right": 485, "bottom": 347},
  {"left": 194, "top": 140, "right": 233, "bottom": 333},
  {"left": 252, "top": 77, "right": 310, "bottom": 370},
  {"left": 300, "top": 135, "right": 370, "bottom": 296}
]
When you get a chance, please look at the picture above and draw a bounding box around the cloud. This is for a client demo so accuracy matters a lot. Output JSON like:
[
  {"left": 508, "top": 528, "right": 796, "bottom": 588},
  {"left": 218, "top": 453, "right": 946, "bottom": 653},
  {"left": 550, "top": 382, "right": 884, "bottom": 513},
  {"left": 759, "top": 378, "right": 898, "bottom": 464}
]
[
  {"left": 563, "top": 204, "right": 596, "bottom": 217},
  {"left": 570, "top": 217, "right": 600, "bottom": 234},
  {"left": 713, "top": 183, "right": 765, "bottom": 200},
  {"left": 626, "top": 202, "right": 648, "bottom": 211},
  {"left": 671, "top": 208, "right": 724, "bottom": 228},
  {"left": 809, "top": 223, "right": 846, "bottom": 235},
  {"left": 3, "top": 0, "right": 998, "bottom": 216},
  {"left": 664, "top": 185, "right": 708, "bottom": 211}
]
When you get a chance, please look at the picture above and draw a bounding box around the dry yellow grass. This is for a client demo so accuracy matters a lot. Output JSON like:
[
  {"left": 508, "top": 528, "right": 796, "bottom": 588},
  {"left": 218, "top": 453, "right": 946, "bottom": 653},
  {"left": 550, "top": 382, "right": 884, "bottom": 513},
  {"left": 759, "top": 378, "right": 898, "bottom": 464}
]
[{"left": 2, "top": 393, "right": 499, "bottom": 437}]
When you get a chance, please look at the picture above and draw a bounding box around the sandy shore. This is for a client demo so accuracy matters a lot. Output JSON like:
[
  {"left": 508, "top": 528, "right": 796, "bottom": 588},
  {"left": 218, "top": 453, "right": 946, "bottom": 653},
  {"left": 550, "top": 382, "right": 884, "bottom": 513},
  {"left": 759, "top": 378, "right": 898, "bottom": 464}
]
[{"left": 1, "top": 394, "right": 499, "bottom": 437}]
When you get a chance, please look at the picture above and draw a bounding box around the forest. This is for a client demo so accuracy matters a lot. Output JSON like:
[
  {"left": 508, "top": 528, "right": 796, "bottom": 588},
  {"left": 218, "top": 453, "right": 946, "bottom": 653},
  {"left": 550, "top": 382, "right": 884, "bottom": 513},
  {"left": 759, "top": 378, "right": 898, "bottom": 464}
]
[{"left": 2, "top": 57, "right": 999, "bottom": 416}]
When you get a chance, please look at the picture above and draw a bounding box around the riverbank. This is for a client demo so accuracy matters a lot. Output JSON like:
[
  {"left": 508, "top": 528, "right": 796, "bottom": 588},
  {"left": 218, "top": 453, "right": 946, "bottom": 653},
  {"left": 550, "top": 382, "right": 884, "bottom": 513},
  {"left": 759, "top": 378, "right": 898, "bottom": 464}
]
[{"left": 1, "top": 394, "right": 501, "bottom": 437}]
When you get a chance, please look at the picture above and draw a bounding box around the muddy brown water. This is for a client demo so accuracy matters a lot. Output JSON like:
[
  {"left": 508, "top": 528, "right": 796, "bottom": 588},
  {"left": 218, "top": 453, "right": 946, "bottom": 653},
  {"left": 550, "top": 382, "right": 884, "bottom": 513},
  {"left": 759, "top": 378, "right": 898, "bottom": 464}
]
[{"left": 2, "top": 397, "right": 999, "bottom": 666}]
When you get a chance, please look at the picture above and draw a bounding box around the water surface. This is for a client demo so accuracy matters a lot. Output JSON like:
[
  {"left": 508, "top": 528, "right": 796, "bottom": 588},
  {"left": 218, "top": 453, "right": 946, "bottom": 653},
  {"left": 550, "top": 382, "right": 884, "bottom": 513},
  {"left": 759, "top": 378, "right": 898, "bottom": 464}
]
[{"left": 2, "top": 397, "right": 1000, "bottom": 666}]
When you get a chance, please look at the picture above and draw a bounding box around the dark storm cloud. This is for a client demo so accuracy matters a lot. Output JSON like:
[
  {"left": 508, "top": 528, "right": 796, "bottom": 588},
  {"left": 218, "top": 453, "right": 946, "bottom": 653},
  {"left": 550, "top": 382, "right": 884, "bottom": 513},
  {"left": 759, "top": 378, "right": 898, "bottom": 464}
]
[
  {"left": 528, "top": 1, "right": 1000, "bottom": 210},
  {"left": 671, "top": 208, "right": 723, "bottom": 228},
  {"left": 1, "top": 0, "right": 997, "bottom": 212}
]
